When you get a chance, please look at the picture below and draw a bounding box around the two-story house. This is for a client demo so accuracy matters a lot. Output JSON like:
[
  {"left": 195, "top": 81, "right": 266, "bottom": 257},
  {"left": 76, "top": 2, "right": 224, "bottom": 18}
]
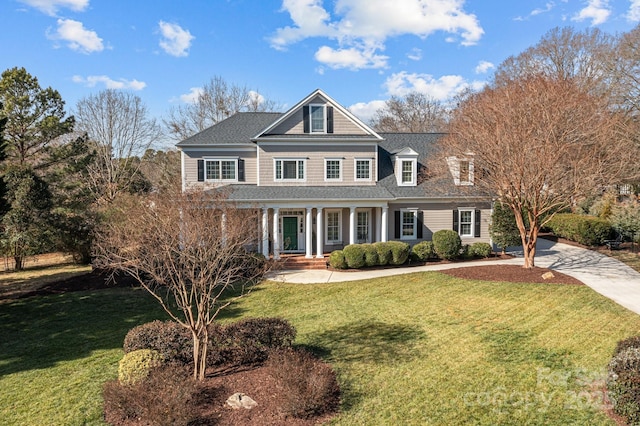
[{"left": 177, "top": 89, "right": 492, "bottom": 259}]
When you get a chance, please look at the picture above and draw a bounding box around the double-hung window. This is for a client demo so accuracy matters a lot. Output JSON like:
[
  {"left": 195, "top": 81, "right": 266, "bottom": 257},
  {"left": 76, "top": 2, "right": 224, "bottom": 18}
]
[
  {"left": 401, "top": 210, "right": 417, "bottom": 240},
  {"left": 310, "top": 105, "right": 325, "bottom": 133},
  {"left": 355, "top": 159, "right": 372, "bottom": 181},
  {"left": 275, "top": 159, "right": 305, "bottom": 181},
  {"left": 357, "top": 211, "right": 369, "bottom": 242},
  {"left": 402, "top": 160, "right": 413, "bottom": 184},
  {"left": 325, "top": 159, "right": 342, "bottom": 181},
  {"left": 204, "top": 158, "right": 237, "bottom": 182},
  {"left": 325, "top": 210, "right": 341, "bottom": 244},
  {"left": 458, "top": 209, "right": 473, "bottom": 237}
]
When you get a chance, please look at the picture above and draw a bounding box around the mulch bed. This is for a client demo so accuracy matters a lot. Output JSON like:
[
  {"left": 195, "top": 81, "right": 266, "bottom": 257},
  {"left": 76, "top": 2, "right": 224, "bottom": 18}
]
[{"left": 440, "top": 264, "right": 584, "bottom": 285}]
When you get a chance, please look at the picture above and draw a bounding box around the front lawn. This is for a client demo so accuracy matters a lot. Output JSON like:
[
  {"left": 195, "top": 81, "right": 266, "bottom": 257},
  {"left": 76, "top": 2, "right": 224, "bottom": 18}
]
[{"left": 1, "top": 272, "right": 639, "bottom": 425}]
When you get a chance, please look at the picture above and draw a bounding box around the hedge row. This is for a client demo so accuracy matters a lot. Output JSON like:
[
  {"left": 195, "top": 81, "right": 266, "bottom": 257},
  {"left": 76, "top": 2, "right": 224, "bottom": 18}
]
[
  {"left": 546, "top": 213, "right": 614, "bottom": 246},
  {"left": 608, "top": 336, "right": 640, "bottom": 424},
  {"left": 329, "top": 238, "right": 493, "bottom": 269}
]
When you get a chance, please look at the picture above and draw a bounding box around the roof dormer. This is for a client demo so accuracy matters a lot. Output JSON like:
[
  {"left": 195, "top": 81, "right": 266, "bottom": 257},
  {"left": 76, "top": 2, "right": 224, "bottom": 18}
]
[
  {"left": 393, "top": 147, "right": 419, "bottom": 186},
  {"left": 447, "top": 155, "right": 474, "bottom": 186}
]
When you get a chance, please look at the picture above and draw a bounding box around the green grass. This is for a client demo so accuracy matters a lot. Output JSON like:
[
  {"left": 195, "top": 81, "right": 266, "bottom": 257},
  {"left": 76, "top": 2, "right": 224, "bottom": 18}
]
[{"left": 1, "top": 272, "right": 640, "bottom": 425}]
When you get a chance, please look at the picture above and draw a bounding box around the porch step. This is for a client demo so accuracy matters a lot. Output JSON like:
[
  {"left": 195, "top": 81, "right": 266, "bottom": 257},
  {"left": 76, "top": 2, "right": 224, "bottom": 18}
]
[{"left": 280, "top": 256, "right": 328, "bottom": 270}]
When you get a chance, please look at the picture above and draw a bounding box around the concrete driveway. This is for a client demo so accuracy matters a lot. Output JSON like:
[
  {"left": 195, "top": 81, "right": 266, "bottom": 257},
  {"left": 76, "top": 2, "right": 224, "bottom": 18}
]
[{"left": 269, "top": 238, "right": 640, "bottom": 315}]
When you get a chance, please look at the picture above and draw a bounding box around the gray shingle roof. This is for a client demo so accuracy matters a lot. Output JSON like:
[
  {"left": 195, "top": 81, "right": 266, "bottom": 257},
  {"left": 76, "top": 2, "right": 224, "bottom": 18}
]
[
  {"left": 176, "top": 112, "right": 283, "bottom": 146},
  {"left": 223, "top": 185, "right": 395, "bottom": 202}
]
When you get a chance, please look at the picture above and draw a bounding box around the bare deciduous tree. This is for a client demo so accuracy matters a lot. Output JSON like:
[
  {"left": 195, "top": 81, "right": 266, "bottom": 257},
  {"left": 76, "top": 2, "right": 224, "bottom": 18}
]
[
  {"left": 93, "top": 188, "right": 271, "bottom": 380},
  {"left": 370, "top": 92, "right": 449, "bottom": 133},
  {"left": 434, "top": 76, "right": 638, "bottom": 268},
  {"left": 493, "top": 26, "right": 614, "bottom": 96},
  {"left": 164, "top": 76, "right": 280, "bottom": 141},
  {"left": 74, "top": 90, "right": 163, "bottom": 204}
]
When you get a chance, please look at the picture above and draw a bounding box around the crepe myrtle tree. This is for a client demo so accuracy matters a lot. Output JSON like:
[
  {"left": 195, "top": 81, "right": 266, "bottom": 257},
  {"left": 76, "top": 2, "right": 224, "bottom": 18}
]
[
  {"left": 433, "top": 76, "right": 638, "bottom": 268},
  {"left": 93, "top": 188, "right": 272, "bottom": 380}
]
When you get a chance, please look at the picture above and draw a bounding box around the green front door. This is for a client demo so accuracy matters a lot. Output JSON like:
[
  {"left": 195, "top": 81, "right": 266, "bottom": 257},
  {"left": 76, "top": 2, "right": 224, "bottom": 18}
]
[{"left": 282, "top": 217, "right": 298, "bottom": 251}]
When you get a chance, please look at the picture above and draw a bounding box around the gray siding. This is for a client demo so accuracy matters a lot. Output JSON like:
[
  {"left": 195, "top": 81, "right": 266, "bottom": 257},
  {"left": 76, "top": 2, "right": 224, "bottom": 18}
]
[
  {"left": 258, "top": 144, "right": 377, "bottom": 186},
  {"left": 182, "top": 148, "right": 257, "bottom": 188}
]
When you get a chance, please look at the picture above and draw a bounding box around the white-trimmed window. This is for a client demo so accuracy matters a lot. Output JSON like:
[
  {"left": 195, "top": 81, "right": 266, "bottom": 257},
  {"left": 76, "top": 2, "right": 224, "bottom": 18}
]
[
  {"left": 356, "top": 210, "right": 370, "bottom": 243},
  {"left": 275, "top": 159, "right": 305, "bottom": 181},
  {"left": 458, "top": 209, "right": 474, "bottom": 237},
  {"left": 204, "top": 158, "right": 237, "bottom": 182},
  {"left": 401, "top": 209, "right": 417, "bottom": 240},
  {"left": 325, "top": 159, "right": 342, "bottom": 181},
  {"left": 310, "top": 104, "right": 325, "bottom": 133},
  {"left": 459, "top": 160, "right": 470, "bottom": 184},
  {"left": 401, "top": 160, "right": 414, "bottom": 184},
  {"left": 325, "top": 210, "right": 342, "bottom": 244},
  {"left": 355, "top": 159, "right": 372, "bottom": 181}
]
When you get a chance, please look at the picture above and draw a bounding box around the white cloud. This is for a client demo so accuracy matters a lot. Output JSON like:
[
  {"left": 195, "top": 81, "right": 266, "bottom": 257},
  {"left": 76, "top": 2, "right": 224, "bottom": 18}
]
[
  {"left": 248, "top": 90, "right": 265, "bottom": 106},
  {"left": 48, "top": 19, "right": 103, "bottom": 53},
  {"left": 179, "top": 87, "right": 203, "bottom": 103},
  {"left": 572, "top": 0, "right": 611, "bottom": 25},
  {"left": 270, "top": 0, "right": 484, "bottom": 70},
  {"left": 72, "top": 75, "right": 146, "bottom": 90},
  {"left": 531, "top": 2, "right": 555, "bottom": 16},
  {"left": 384, "top": 71, "right": 482, "bottom": 101},
  {"left": 628, "top": 0, "right": 640, "bottom": 21},
  {"left": 19, "top": 0, "right": 88, "bottom": 16},
  {"left": 407, "top": 48, "right": 422, "bottom": 61},
  {"left": 314, "top": 44, "right": 388, "bottom": 69},
  {"left": 475, "top": 60, "right": 494, "bottom": 74},
  {"left": 158, "top": 21, "right": 194, "bottom": 57},
  {"left": 348, "top": 100, "right": 386, "bottom": 123}
]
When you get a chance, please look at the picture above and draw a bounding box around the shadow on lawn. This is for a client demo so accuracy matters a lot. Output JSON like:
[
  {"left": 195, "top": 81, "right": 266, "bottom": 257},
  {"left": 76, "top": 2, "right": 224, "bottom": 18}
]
[
  {"left": 0, "top": 282, "right": 255, "bottom": 377},
  {"left": 308, "top": 320, "right": 428, "bottom": 364}
]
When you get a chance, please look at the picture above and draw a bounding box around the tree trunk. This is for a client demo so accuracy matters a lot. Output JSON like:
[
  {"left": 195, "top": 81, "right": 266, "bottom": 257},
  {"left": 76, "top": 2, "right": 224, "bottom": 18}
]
[
  {"left": 14, "top": 255, "right": 23, "bottom": 271},
  {"left": 191, "top": 328, "right": 209, "bottom": 381}
]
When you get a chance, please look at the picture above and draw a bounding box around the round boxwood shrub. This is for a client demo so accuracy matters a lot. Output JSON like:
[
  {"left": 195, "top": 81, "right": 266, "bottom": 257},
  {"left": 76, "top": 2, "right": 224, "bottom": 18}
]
[
  {"left": 374, "top": 242, "right": 393, "bottom": 266},
  {"left": 118, "top": 349, "right": 163, "bottom": 385},
  {"left": 343, "top": 244, "right": 366, "bottom": 269},
  {"left": 470, "top": 242, "right": 492, "bottom": 258},
  {"left": 412, "top": 241, "right": 437, "bottom": 262},
  {"left": 388, "top": 241, "right": 410, "bottom": 265},
  {"left": 361, "top": 244, "right": 379, "bottom": 267},
  {"left": 123, "top": 320, "right": 193, "bottom": 365},
  {"left": 607, "top": 347, "right": 640, "bottom": 424},
  {"left": 432, "top": 229, "right": 462, "bottom": 260},
  {"left": 328, "top": 250, "right": 347, "bottom": 269}
]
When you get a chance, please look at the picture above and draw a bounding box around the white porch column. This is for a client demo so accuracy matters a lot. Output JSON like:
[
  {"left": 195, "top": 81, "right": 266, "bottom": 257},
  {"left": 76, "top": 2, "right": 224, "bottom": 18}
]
[
  {"left": 316, "top": 207, "right": 324, "bottom": 258},
  {"left": 261, "top": 207, "right": 269, "bottom": 256},
  {"left": 305, "top": 207, "right": 313, "bottom": 258},
  {"left": 381, "top": 206, "right": 388, "bottom": 242},
  {"left": 273, "top": 207, "right": 280, "bottom": 260},
  {"left": 349, "top": 207, "right": 356, "bottom": 245},
  {"left": 375, "top": 207, "right": 382, "bottom": 242}
]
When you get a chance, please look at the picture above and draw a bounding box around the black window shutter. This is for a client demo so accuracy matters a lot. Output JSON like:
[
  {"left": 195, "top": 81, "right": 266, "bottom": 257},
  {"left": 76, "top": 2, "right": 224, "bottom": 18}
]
[
  {"left": 326, "top": 106, "right": 334, "bottom": 133},
  {"left": 474, "top": 209, "right": 481, "bottom": 237},
  {"left": 394, "top": 211, "right": 400, "bottom": 239},
  {"left": 197, "top": 159, "right": 204, "bottom": 182},
  {"left": 453, "top": 209, "right": 459, "bottom": 233},
  {"left": 238, "top": 159, "right": 245, "bottom": 182},
  {"left": 417, "top": 211, "right": 423, "bottom": 239},
  {"left": 303, "top": 106, "right": 310, "bottom": 133}
]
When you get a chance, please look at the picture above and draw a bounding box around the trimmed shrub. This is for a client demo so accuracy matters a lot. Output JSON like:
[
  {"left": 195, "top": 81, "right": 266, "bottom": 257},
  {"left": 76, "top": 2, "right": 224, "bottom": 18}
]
[
  {"left": 433, "top": 229, "right": 462, "bottom": 260},
  {"left": 614, "top": 335, "right": 640, "bottom": 357},
  {"left": 388, "top": 241, "right": 410, "bottom": 265},
  {"left": 266, "top": 348, "right": 340, "bottom": 419},
  {"left": 123, "top": 320, "right": 193, "bottom": 364},
  {"left": 470, "top": 242, "right": 492, "bottom": 258},
  {"left": 328, "top": 250, "right": 347, "bottom": 269},
  {"left": 374, "top": 242, "right": 393, "bottom": 266},
  {"left": 104, "top": 365, "right": 199, "bottom": 426},
  {"left": 412, "top": 241, "right": 437, "bottom": 262},
  {"left": 546, "top": 213, "right": 614, "bottom": 246},
  {"left": 607, "top": 347, "right": 640, "bottom": 424},
  {"left": 211, "top": 317, "right": 297, "bottom": 366},
  {"left": 362, "top": 243, "right": 379, "bottom": 267},
  {"left": 118, "top": 349, "right": 163, "bottom": 385},
  {"left": 343, "top": 244, "right": 366, "bottom": 269}
]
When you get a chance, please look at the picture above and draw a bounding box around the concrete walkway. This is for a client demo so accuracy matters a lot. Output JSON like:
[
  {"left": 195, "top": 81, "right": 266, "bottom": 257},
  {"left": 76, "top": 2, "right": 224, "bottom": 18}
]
[{"left": 268, "top": 238, "right": 640, "bottom": 315}]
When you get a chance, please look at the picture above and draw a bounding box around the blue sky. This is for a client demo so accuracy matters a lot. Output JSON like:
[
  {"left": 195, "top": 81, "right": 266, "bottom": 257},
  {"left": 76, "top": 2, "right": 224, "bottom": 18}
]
[{"left": 2, "top": 0, "right": 640, "bottom": 145}]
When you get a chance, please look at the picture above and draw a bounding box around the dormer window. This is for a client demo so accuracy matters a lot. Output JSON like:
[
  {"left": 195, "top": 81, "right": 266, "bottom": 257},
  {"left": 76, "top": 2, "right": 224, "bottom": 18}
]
[
  {"left": 393, "top": 148, "right": 419, "bottom": 187},
  {"left": 447, "top": 156, "right": 474, "bottom": 185},
  {"left": 310, "top": 105, "right": 325, "bottom": 133},
  {"left": 303, "top": 104, "right": 334, "bottom": 134}
]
